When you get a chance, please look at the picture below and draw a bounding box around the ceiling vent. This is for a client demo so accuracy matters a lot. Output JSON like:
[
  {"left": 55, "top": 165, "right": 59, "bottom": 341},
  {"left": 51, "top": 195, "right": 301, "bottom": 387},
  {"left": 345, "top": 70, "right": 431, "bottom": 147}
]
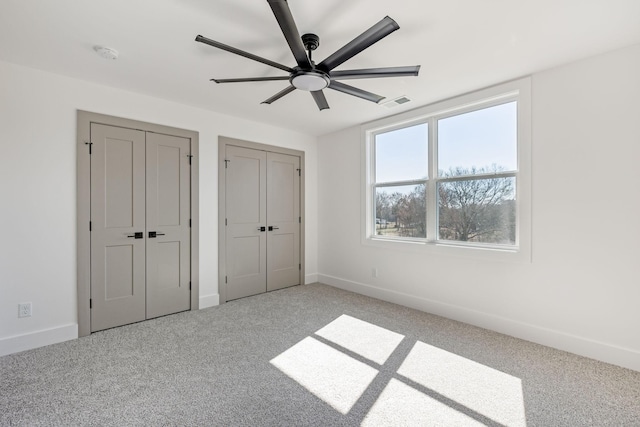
[{"left": 381, "top": 96, "right": 411, "bottom": 108}]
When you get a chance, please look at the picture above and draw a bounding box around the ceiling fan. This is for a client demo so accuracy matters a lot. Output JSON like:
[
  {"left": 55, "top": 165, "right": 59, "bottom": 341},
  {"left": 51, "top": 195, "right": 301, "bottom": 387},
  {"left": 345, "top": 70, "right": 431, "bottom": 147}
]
[{"left": 195, "top": 0, "right": 420, "bottom": 111}]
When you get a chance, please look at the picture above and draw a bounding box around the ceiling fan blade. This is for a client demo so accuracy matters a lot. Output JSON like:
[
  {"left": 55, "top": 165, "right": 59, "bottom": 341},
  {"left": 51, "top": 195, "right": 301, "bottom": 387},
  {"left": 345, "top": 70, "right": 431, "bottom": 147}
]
[
  {"left": 311, "top": 90, "right": 330, "bottom": 111},
  {"left": 328, "top": 81, "right": 385, "bottom": 103},
  {"left": 318, "top": 16, "right": 400, "bottom": 72},
  {"left": 212, "top": 76, "right": 290, "bottom": 83},
  {"left": 261, "top": 85, "right": 296, "bottom": 104},
  {"left": 195, "top": 35, "right": 293, "bottom": 73},
  {"left": 330, "top": 66, "right": 420, "bottom": 80},
  {"left": 267, "top": 0, "right": 312, "bottom": 69}
]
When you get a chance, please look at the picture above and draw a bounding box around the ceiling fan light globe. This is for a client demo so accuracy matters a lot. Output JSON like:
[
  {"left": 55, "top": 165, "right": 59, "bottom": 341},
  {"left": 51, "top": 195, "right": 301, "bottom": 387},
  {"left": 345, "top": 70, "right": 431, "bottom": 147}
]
[{"left": 291, "top": 72, "right": 330, "bottom": 91}]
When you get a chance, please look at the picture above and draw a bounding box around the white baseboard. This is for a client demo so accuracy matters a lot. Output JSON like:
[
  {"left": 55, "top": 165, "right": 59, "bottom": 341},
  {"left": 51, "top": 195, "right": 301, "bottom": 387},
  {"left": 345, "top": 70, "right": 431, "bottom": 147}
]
[
  {"left": 305, "top": 273, "right": 319, "bottom": 284},
  {"left": 199, "top": 293, "right": 220, "bottom": 309},
  {"left": 0, "top": 324, "right": 78, "bottom": 357},
  {"left": 318, "top": 273, "right": 640, "bottom": 372}
]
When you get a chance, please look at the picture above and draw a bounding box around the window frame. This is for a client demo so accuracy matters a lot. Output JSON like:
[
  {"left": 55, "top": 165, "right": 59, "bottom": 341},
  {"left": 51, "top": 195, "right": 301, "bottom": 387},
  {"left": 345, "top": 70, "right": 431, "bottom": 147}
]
[{"left": 361, "top": 78, "right": 531, "bottom": 262}]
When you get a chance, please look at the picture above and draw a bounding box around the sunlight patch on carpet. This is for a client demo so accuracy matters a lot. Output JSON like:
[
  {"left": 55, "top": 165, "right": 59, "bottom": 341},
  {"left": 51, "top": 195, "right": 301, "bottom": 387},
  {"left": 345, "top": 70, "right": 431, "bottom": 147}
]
[
  {"left": 315, "top": 314, "right": 404, "bottom": 364},
  {"left": 398, "top": 341, "right": 527, "bottom": 427},
  {"left": 362, "top": 378, "right": 485, "bottom": 427},
  {"left": 271, "top": 314, "right": 527, "bottom": 425},
  {"left": 270, "top": 336, "right": 378, "bottom": 414}
]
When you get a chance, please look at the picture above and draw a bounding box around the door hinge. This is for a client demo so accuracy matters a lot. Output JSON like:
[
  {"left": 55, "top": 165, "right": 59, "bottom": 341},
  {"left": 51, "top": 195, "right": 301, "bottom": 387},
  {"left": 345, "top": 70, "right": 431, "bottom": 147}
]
[
  {"left": 189, "top": 281, "right": 192, "bottom": 290},
  {"left": 187, "top": 154, "right": 193, "bottom": 165},
  {"left": 225, "top": 276, "right": 228, "bottom": 284},
  {"left": 224, "top": 159, "right": 230, "bottom": 168},
  {"left": 299, "top": 264, "right": 301, "bottom": 270},
  {"left": 89, "top": 221, "right": 92, "bottom": 231},
  {"left": 89, "top": 299, "right": 92, "bottom": 309},
  {"left": 84, "top": 141, "right": 93, "bottom": 154},
  {"left": 299, "top": 216, "right": 301, "bottom": 223},
  {"left": 189, "top": 219, "right": 192, "bottom": 228},
  {"left": 297, "top": 168, "right": 301, "bottom": 176},
  {"left": 225, "top": 218, "right": 227, "bottom": 226}
]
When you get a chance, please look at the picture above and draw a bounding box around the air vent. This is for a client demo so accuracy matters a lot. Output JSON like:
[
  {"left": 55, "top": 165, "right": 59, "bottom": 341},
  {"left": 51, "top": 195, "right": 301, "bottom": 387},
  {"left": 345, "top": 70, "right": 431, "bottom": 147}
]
[{"left": 381, "top": 96, "right": 411, "bottom": 108}]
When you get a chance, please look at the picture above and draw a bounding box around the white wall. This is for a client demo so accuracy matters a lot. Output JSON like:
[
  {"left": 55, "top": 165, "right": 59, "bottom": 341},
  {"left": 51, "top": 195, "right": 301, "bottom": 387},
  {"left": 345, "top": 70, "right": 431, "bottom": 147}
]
[
  {"left": 317, "top": 44, "right": 640, "bottom": 371},
  {"left": 0, "top": 60, "right": 318, "bottom": 355}
]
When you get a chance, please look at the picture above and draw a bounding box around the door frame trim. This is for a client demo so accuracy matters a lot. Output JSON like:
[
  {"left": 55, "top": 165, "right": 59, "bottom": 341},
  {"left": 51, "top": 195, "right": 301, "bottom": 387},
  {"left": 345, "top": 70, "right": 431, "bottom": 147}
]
[
  {"left": 77, "top": 110, "right": 200, "bottom": 337},
  {"left": 218, "top": 136, "right": 305, "bottom": 304}
]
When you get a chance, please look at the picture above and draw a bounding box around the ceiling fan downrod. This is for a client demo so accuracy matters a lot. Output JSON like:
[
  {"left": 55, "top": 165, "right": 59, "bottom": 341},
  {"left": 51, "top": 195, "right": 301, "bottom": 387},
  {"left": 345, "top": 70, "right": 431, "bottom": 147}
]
[{"left": 301, "top": 33, "right": 319, "bottom": 64}]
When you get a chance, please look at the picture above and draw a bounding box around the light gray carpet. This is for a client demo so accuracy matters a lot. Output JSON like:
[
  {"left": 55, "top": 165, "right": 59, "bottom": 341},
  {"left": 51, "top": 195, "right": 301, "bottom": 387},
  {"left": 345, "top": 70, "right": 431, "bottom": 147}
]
[{"left": 1, "top": 283, "right": 639, "bottom": 426}]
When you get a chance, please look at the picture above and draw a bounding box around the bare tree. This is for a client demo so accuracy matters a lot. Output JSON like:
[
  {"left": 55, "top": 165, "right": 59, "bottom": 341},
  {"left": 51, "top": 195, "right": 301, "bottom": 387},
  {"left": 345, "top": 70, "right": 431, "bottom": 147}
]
[
  {"left": 374, "top": 165, "right": 514, "bottom": 242},
  {"left": 438, "top": 166, "right": 515, "bottom": 243},
  {"left": 395, "top": 185, "right": 426, "bottom": 237}
]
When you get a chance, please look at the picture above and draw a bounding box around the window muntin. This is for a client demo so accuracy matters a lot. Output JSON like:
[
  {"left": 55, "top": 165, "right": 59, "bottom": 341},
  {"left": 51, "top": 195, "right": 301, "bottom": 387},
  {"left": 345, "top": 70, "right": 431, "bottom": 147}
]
[{"left": 368, "top": 96, "right": 522, "bottom": 250}]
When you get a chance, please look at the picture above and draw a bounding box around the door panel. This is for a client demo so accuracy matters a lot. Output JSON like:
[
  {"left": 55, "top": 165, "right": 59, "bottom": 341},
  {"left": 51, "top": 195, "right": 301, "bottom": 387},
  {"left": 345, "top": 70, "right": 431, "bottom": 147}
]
[
  {"left": 268, "top": 156, "right": 296, "bottom": 222},
  {"left": 156, "top": 241, "right": 181, "bottom": 288},
  {"left": 228, "top": 154, "right": 263, "bottom": 224},
  {"left": 156, "top": 144, "right": 181, "bottom": 226},
  {"left": 270, "top": 233, "right": 295, "bottom": 270},
  {"left": 146, "top": 132, "right": 191, "bottom": 319},
  {"left": 105, "top": 245, "right": 135, "bottom": 299},
  {"left": 104, "top": 139, "right": 136, "bottom": 228},
  {"left": 267, "top": 152, "right": 300, "bottom": 291},
  {"left": 90, "top": 124, "right": 146, "bottom": 332},
  {"left": 225, "top": 145, "right": 267, "bottom": 301},
  {"left": 230, "top": 236, "right": 262, "bottom": 277}
]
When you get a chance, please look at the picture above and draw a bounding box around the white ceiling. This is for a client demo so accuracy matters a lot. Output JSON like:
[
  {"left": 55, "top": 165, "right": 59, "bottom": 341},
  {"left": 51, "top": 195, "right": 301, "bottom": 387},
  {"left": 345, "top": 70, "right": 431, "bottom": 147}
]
[{"left": 1, "top": 0, "right": 639, "bottom": 136}]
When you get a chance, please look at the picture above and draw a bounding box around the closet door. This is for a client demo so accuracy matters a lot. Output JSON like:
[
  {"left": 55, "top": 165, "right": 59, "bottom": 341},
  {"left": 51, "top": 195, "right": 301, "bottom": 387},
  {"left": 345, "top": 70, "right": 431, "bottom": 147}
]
[
  {"left": 90, "top": 124, "right": 146, "bottom": 332},
  {"left": 225, "top": 145, "right": 267, "bottom": 300},
  {"left": 266, "top": 152, "right": 300, "bottom": 291},
  {"left": 223, "top": 144, "right": 301, "bottom": 301},
  {"left": 146, "top": 132, "right": 192, "bottom": 319}
]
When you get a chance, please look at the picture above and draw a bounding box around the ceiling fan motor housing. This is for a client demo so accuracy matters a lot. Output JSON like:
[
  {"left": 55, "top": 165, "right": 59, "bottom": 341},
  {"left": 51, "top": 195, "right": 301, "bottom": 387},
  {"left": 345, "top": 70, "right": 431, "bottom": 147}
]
[
  {"left": 301, "top": 33, "right": 320, "bottom": 53},
  {"left": 291, "top": 33, "right": 329, "bottom": 90}
]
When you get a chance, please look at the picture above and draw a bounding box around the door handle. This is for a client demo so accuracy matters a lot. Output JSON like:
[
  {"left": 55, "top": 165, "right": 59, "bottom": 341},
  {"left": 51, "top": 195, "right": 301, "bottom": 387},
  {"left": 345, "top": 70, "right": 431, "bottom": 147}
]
[
  {"left": 268, "top": 226, "right": 280, "bottom": 231},
  {"left": 126, "top": 232, "right": 144, "bottom": 239},
  {"left": 257, "top": 226, "right": 266, "bottom": 232},
  {"left": 148, "top": 231, "right": 166, "bottom": 238}
]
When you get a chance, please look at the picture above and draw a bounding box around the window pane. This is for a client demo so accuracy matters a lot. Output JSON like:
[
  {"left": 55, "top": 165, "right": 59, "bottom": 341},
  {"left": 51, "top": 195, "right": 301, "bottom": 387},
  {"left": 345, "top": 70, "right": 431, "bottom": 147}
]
[
  {"left": 438, "top": 177, "right": 516, "bottom": 245},
  {"left": 375, "top": 123, "right": 428, "bottom": 183},
  {"left": 438, "top": 102, "right": 516, "bottom": 176},
  {"left": 375, "top": 184, "right": 426, "bottom": 238}
]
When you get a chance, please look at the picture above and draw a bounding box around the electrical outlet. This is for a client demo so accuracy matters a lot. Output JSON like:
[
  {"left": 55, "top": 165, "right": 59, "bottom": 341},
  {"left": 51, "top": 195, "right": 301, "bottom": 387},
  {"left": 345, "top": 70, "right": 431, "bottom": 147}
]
[{"left": 18, "top": 302, "right": 32, "bottom": 318}]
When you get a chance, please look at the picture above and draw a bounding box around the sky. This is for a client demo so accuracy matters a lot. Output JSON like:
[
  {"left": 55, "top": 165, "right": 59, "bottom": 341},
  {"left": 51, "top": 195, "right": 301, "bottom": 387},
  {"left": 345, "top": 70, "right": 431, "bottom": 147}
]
[{"left": 375, "top": 101, "right": 517, "bottom": 184}]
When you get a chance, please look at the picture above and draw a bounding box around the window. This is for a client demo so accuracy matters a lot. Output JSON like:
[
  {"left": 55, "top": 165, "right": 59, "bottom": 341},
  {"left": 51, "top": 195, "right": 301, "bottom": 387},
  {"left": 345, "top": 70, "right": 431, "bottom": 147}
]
[
  {"left": 374, "top": 123, "right": 428, "bottom": 239},
  {"left": 364, "top": 78, "right": 531, "bottom": 258}
]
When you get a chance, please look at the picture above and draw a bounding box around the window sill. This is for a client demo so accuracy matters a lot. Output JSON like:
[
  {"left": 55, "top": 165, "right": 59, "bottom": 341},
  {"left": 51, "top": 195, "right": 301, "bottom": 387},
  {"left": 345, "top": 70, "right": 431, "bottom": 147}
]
[{"left": 363, "top": 236, "right": 530, "bottom": 263}]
